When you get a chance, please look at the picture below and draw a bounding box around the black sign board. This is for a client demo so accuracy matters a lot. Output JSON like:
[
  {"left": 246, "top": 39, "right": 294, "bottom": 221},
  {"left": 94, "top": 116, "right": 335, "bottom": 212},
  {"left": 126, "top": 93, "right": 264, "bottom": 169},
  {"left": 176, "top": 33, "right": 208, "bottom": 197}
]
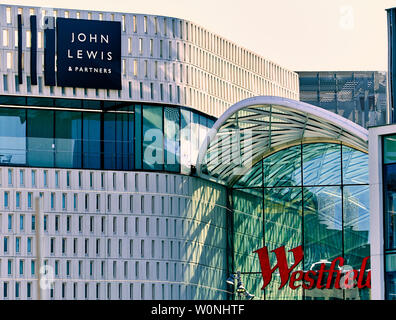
[{"left": 56, "top": 18, "right": 121, "bottom": 90}]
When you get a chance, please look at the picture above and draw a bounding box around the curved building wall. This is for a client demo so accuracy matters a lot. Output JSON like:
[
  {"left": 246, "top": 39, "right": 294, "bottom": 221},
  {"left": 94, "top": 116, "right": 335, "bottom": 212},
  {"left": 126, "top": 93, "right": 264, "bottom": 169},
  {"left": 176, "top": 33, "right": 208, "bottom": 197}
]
[
  {"left": 231, "top": 142, "right": 370, "bottom": 300},
  {"left": 0, "top": 168, "right": 228, "bottom": 299},
  {"left": 0, "top": 5, "right": 299, "bottom": 118}
]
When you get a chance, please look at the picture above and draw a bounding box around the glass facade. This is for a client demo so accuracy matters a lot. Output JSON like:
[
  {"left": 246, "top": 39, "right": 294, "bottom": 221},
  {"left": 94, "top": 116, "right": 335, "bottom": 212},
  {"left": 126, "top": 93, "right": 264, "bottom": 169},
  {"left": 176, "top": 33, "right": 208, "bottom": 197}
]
[
  {"left": 383, "top": 134, "right": 396, "bottom": 300},
  {"left": 298, "top": 71, "right": 387, "bottom": 128},
  {"left": 0, "top": 95, "right": 214, "bottom": 173},
  {"left": 231, "top": 143, "right": 370, "bottom": 300}
]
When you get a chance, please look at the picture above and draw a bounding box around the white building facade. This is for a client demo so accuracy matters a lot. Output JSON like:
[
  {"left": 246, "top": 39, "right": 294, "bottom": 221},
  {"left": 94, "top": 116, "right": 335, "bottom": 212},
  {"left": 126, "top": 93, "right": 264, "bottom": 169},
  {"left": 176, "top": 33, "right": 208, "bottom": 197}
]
[{"left": 0, "top": 4, "right": 299, "bottom": 300}]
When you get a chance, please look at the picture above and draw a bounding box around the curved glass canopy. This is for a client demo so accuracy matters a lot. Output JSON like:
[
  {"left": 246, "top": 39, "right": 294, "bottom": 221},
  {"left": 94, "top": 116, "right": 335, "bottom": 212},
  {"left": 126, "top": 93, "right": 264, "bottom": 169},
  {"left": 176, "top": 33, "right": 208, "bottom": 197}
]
[{"left": 197, "top": 96, "right": 368, "bottom": 186}]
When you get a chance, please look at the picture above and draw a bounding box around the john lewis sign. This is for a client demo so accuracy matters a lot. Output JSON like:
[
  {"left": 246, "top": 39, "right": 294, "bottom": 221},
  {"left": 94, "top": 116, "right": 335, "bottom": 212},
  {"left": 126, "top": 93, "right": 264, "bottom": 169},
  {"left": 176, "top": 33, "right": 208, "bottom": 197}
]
[{"left": 56, "top": 18, "right": 121, "bottom": 89}]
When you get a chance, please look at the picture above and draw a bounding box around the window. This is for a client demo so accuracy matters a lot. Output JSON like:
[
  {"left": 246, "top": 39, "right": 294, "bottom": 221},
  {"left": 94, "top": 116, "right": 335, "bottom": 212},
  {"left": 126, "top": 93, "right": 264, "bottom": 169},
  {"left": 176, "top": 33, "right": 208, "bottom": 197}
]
[
  {"left": 8, "top": 169, "right": 12, "bottom": 185},
  {"left": 4, "top": 192, "right": 9, "bottom": 208},
  {"left": 31, "top": 215, "right": 35, "bottom": 231},
  {"left": 44, "top": 170, "right": 48, "bottom": 187},
  {"left": 50, "top": 193, "right": 55, "bottom": 210},
  {"left": 8, "top": 215, "right": 12, "bottom": 230},
  {"left": 28, "top": 193, "right": 32, "bottom": 209},
  {"left": 19, "top": 215, "right": 24, "bottom": 230},
  {"left": 3, "top": 30, "right": 9, "bottom": 46},
  {"left": 27, "top": 237, "right": 32, "bottom": 253},
  {"left": 32, "top": 170, "right": 36, "bottom": 186}
]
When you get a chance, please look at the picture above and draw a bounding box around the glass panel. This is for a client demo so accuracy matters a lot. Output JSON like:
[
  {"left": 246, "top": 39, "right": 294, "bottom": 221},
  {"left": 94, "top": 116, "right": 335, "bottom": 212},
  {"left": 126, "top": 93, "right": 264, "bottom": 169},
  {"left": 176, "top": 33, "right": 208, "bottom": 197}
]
[
  {"left": 303, "top": 186, "right": 343, "bottom": 300},
  {"left": 164, "top": 107, "right": 180, "bottom": 172},
  {"left": 143, "top": 105, "right": 163, "bottom": 170},
  {"left": 83, "top": 112, "right": 100, "bottom": 169},
  {"left": 0, "top": 108, "right": 26, "bottom": 165},
  {"left": 232, "top": 188, "right": 263, "bottom": 300},
  {"left": 134, "top": 105, "right": 142, "bottom": 169},
  {"left": 180, "top": 109, "right": 191, "bottom": 174},
  {"left": 234, "top": 160, "right": 262, "bottom": 188},
  {"left": 104, "top": 112, "right": 116, "bottom": 169},
  {"left": 386, "top": 253, "right": 396, "bottom": 300},
  {"left": 27, "top": 109, "right": 54, "bottom": 167},
  {"left": 342, "top": 145, "right": 368, "bottom": 185},
  {"left": 384, "top": 135, "right": 396, "bottom": 165},
  {"left": 264, "top": 145, "right": 302, "bottom": 187},
  {"left": 55, "top": 111, "right": 82, "bottom": 168},
  {"left": 303, "top": 143, "right": 341, "bottom": 186},
  {"left": 343, "top": 185, "right": 370, "bottom": 300},
  {"left": 384, "top": 164, "right": 396, "bottom": 250},
  {"left": 264, "top": 187, "right": 303, "bottom": 300}
]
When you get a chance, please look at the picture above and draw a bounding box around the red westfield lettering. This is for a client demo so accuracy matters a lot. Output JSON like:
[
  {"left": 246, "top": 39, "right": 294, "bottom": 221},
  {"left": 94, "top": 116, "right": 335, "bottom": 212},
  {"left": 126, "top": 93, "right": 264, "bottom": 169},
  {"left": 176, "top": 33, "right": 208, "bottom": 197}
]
[{"left": 254, "top": 245, "right": 371, "bottom": 290}]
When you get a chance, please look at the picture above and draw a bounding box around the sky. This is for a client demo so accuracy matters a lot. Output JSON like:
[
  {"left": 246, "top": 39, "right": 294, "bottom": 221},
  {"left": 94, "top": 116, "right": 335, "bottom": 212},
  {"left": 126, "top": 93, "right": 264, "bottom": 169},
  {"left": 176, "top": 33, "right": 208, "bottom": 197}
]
[{"left": 3, "top": 0, "right": 396, "bottom": 72}]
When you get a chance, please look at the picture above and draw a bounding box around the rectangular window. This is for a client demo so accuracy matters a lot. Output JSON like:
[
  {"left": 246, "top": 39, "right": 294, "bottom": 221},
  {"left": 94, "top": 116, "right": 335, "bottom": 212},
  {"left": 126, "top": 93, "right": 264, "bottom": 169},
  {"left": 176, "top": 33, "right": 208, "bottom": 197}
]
[
  {"left": 27, "top": 193, "right": 32, "bottom": 209},
  {"left": 31, "top": 170, "right": 36, "bottom": 187}
]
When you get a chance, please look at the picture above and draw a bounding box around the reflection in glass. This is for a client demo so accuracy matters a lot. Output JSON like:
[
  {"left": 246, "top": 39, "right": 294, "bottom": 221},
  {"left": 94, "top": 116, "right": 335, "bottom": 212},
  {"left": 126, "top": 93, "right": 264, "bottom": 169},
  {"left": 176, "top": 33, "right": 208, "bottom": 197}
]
[
  {"left": 386, "top": 254, "right": 396, "bottom": 300},
  {"left": 384, "top": 164, "right": 396, "bottom": 250},
  {"left": 55, "top": 111, "right": 82, "bottom": 168},
  {"left": 303, "top": 144, "right": 341, "bottom": 186},
  {"left": 263, "top": 145, "right": 301, "bottom": 187},
  {"left": 27, "top": 109, "right": 54, "bottom": 167},
  {"left": 83, "top": 112, "right": 100, "bottom": 169},
  {"left": 164, "top": 107, "right": 180, "bottom": 172},
  {"left": 384, "top": 134, "right": 396, "bottom": 164},
  {"left": 143, "top": 106, "right": 163, "bottom": 170}
]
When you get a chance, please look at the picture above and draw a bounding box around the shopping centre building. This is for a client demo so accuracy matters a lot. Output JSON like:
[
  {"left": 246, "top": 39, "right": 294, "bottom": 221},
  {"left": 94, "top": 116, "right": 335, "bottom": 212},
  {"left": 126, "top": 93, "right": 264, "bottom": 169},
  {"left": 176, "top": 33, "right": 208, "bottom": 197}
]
[{"left": 0, "top": 3, "right": 384, "bottom": 300}]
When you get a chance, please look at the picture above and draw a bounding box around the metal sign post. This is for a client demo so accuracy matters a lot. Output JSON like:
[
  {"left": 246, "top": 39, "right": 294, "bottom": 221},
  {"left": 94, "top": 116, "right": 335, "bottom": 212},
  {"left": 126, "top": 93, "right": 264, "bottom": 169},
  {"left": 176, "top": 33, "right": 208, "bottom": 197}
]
[{"left": 35, "top": 196, "right": 43, "bottom": 300}]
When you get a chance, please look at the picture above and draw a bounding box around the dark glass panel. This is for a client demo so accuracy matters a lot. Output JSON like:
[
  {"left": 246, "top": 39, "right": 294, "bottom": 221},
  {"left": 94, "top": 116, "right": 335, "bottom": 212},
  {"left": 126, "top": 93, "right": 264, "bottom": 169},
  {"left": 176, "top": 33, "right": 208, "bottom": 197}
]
[
  {"left": 134, "top": 105, "right": 142, "bottom": 170},
  {"left": 103, "top": 112, "right": 116, "bottom": 169},
  {"left": 54, "top": 98, "right": 82, "bottom": 109},
  {"left": 142, "top": 105, "right": 163, "bottom": 170},
  {"left": 82, "top": 112, "right": 101, "bottom": 169},
  {"left": 82, "top": 100, "right": 102, "bottom": 110},
  {"left": 386, "top": 254, "right": 396, "bottom": 300},
  {"left": 384, "top": 134, "right": 396, "bottom": 165},
  {"left": 26, "top": 97, "right": 54, "bottom": 107},
  {"left": 27, "top": 109, "right": 54, "bottom": 167},
  {"left": 0, "top": 95, "right": 26, "bottom": 105},
  {"left": 0, "top": 108, "right": 26, "bottom": 165}
]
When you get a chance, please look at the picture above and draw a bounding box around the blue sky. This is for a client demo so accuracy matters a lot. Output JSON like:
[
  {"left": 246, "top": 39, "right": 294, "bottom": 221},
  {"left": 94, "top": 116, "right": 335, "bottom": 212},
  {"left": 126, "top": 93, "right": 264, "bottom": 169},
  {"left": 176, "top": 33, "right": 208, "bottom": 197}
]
[{"left": 3, "top": 0, "right": 394, "bottom": 71}]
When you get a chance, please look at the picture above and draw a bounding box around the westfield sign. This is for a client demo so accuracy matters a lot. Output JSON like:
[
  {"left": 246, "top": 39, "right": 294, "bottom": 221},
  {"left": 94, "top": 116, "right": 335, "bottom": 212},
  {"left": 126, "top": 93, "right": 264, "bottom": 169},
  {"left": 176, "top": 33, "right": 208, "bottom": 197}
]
[{"left": 254, "top": 245, "right": 371, "bottom": 290}]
